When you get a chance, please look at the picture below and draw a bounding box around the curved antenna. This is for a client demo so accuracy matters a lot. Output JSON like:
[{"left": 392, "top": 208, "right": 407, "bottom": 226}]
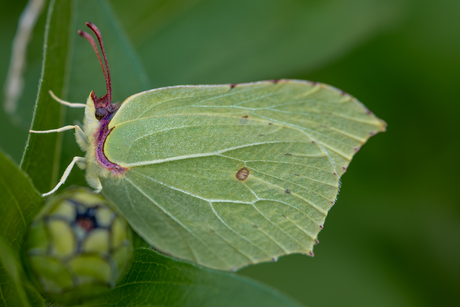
[
  {"left": 77, "top": 30, "right": 107, "bottom": 82},
  {"left": 78, "top": 22, "right": 112, "bottom": 103}
]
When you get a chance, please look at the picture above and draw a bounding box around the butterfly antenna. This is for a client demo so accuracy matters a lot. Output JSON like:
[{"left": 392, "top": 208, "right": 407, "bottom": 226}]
[
  {"left": 79, "top": 22, "right": 112, "bottom": 103},
  {"left": 78, "top": 30, "right": 107, "bottom": 83}
]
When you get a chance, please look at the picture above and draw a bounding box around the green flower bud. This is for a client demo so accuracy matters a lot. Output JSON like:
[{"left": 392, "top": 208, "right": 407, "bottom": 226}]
[{"left": 24, "top": 188, "right": 133, "bottom": 304}]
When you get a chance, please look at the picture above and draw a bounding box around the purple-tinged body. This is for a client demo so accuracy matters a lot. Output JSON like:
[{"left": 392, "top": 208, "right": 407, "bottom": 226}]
[
  {"left": 94, "top": 114, "right": 127, "bottom": 175},
  {"left": 78, "top": 22, "right": 126, "bottom": 176}
]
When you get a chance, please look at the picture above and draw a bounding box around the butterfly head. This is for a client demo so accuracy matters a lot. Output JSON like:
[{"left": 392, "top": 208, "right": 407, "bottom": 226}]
[{"left": 79, "top": 22, "right": 118, "bottom": 121}]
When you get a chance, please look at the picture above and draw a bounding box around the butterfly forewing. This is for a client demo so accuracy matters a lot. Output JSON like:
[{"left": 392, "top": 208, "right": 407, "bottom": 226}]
[{"left": 101, "top": 80, "right": 385, "bottom": 270}]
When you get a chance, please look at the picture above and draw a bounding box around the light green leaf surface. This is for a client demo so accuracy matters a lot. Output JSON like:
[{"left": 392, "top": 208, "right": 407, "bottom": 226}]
[
  {"left": 75, "top": 248, "right": 303, "bottom": 307},
  {"left": 101, "top": 80, "right": 386, "bottom": 270}
]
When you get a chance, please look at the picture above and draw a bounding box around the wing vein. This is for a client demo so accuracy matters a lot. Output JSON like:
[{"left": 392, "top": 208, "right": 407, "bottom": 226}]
[
  {"left": 209, "top": 202, "right": 271, "bottom": 259},
  {"left": 250, "top": 175, "right": 327, "bottom": 215},
  {"left": 124, "top": 176, "right": 228, "bottom": 267}
]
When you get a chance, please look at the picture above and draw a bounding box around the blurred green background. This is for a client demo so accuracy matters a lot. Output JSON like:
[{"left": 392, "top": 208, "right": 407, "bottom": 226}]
[{"left": 1, "top": 0, "right": 459, "bottom": 306}]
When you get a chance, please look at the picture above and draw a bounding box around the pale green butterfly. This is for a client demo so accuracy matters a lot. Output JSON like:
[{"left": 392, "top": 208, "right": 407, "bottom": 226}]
[{"left": 32, "top": 22, "right": 386, "bottom": 271}]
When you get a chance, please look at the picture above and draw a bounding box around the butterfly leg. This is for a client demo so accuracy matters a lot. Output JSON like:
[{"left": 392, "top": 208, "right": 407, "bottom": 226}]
[
  {"left": 30, "top": 124, "right": 88, "bottom": 148},
  {"left": 92, "top": 179, "right": 102, "bottom": 194},
  {"left": 42, "top": 156, "right": 86, "bottom": 197},
  {"left": 48, "top": 90, "right": 86, "bottom": 108},
  {"left": 85, "top": 170, "right": 102, "bottom": 193},
  {"left": 30, "top": 125, "right": 82, "bottom": 134}
]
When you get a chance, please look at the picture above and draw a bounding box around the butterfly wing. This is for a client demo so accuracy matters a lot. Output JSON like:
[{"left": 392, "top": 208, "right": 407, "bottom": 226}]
[{"left": 100, "top": 80, "right": 385, "bottom": 270}]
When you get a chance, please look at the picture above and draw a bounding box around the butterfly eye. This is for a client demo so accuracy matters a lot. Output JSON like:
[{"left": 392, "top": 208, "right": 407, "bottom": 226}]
[{"left": 95, "top": 107, "right": 108, "bottom": 120}]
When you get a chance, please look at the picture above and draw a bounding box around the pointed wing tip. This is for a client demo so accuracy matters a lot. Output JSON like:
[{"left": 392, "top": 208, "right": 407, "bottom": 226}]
[{"left": 379, "top": 119, "right": 388, "bottom": 132}]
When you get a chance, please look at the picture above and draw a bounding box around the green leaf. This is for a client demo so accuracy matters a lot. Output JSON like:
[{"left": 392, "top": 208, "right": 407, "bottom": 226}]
[
  {"left": 112, "top": 0, "right": 405, "bottom": 86},
  {"left": 0, "top": 0, "right": 47, "bottom": 163},
  {"left": 99, "top": 80, "right": 385, "bottom": 270},
  {"left": 0, "top": 149, "right": 42, "bottom": 258},
  {"left": 0, "top": 149, "right": 45, "bottom": 306},
  {"left": 20, "top": 0, "right": 72, "bottom": 194},
  {"left": 76, "top": 248, "right": 303, "bottom": 307},
  {"left": 0, "top": 236, "right": 32, "bottom": 307}
]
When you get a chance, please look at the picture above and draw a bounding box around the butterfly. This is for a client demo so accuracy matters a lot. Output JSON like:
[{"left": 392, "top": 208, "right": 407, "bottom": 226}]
[{"left": 32, "top": 22, "right": 386, "bottom": 271}]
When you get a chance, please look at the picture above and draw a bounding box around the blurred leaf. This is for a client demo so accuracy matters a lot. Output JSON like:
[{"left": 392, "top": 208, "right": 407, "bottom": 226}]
[
  {"left": 112, "top": 0, "right": 406, "bottom": 86},
  {"left": 0, "top": 145, "right": 44, "bottom": 307},
  {"left": 24, "top": 285, "right": 46, "bottom": 307},
  {"left": 0, "top": 149, "right": 42, "bottom": 258},
  {"left": 0, "top": 0, "right": 44, "bottom": 164},
  {"left": 20, "top": 0, "right": 72, "bottom": 194},
  {"left": 76, "top": 248, "right": 303, "bottom": 307},
  {"left": 3, "top": 0, "right": 46, "bottom": 127},
  {"left": 67, "top": 0, "right": 150, "bottom": 104},
  {"left": 5, "top": 0, "right": 404, "bottom": 164},
  {"left": 0, "top": 236, "right": 46, "bottom": 307}
]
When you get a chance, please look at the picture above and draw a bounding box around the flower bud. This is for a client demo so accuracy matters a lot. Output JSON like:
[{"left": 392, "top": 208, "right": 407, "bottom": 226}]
[{"left": 24, "top": 188, "right": 133, "bottom": 304}]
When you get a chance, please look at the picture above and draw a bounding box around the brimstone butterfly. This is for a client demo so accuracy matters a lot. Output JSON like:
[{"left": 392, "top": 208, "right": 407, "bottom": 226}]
[{"left": 32, "top": 22, "right": 386, "bottom": 271}]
